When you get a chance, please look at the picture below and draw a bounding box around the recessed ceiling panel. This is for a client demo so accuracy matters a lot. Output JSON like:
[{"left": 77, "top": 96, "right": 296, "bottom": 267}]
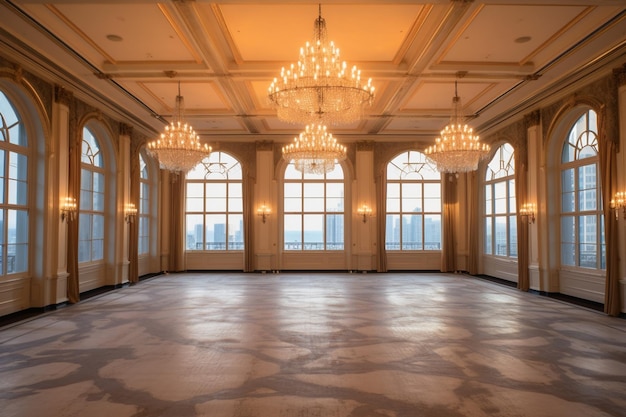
[
  {"left": 190, "top": 117, "right": 246, "bottom": 133},
  {"left": 143, "top": 81, "right": 230, "bottom": 113},
  {"left": 441, "top": 4, "right": 587, "bottom": 65},
  {"left": 383, "top": 117, "right": 447, "bottom": 134},
  {"left": 401, "top": 81, "right": 494, "bottom": 113},
  {"left": 219, "top": 4, "right": 423, "bottom": 62},
  {"left": 52, "top": 4, "right": 197, "bottom": 63}
]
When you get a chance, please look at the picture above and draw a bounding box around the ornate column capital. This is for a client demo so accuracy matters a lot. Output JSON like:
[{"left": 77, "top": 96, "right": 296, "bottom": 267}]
[
  {"left": 256, "top": 140, "right": 274, "bottom": 151},
  {"left": 613, "top": 63, "right": 626, "bottom": 87},
  {"left": 54, "top": 85, "right": 73, "bottom": 107},
  {"left": 523, "top": 110, "right": 541, "bottom": 128},
  {"left": 120, "top": 123, "right": 133, "bottom": 137},
  {"left": 356, "top": 141, "right": 375, "bottom": 151}
]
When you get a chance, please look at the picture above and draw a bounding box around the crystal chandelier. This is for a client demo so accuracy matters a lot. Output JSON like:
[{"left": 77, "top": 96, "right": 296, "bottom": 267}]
[
  {"left": 282, "top": 124, "right": 347, "bottom": 174},
  {"left": 147, "top": 82, "right": 211, "bottom": 173},
  {"left": 268, "top": 5, "right": 375, "bottom": 126},
  {"left": 424, "top": 81, "right": 490, "bottom": 173}
]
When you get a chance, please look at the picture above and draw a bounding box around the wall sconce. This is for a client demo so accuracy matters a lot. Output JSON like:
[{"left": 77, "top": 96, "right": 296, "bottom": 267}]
[
  {"left": 357, "top": 204, "right": 373, "bottom": 223},
  {"left": 60, "top": 197, "right": 77, "bottom": 222},
  {"left": 519, "top": 203, "right": 536, "bottom": 224},
  {"left": 257, "top": 204, "right": 270, "bottom": 223},
  {"left": 124, "top": 203, "right": 137, "bottom": 224},
  {"left": 610, "top": 191, "right": 626, "bottom": 220}
]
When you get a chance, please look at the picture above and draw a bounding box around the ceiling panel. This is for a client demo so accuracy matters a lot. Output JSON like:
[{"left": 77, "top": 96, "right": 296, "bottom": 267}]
[
  {"left": 219, "top": 4, "right": 424, "bottom": 63},
  {"left": 439, "top": 4, "right": 589, "bottom": 67}
]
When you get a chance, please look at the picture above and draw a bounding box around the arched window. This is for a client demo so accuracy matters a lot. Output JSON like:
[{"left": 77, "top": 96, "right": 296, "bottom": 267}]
[
  {"left": 185, "top": 151, "right": 243, "bottom": 251},
  {"left": 0, "top": 91, "right": 29, "bottom": 275},
  {"left": 138, "top": 153, "right": 149, "bottom": 255},
  {"left": 560, "top": 109, "right": 604, "bottom": 269},
  {"left": 484, "top": 143, "right": 516, "bottom": 257},
  {"left": 385, "top": 151, "right": 441, "bottom": 250},
  {"left": 283, "top": 162, "right": 344, "bottom": 251},
  {"left": 79, "top": 127, "right": 105, "bottom": 263}
]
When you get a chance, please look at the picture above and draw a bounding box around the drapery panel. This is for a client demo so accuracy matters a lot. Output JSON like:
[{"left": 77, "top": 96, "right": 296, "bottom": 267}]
[
  {"left": 441, "top": 173, "right": 457, "bottom": 272},
  {"left": 168, "top": 173, "right": 185, "bottom": 272},
  {"left": 598, "top": 108, "right": 620, "bottom": 316},
  {"left": 515, "top": 160, "right": 530, "bottom": 291},
  {"left": 375, "top": 169, "right": 387, "bottom": 272},
  {"left": 66, "top": 125, "right": 80, "bottom": 303},
  {"left": 243, "top": 171, "right": 255, "bottom": 272},
  {"left": 128, "top": 143, "right": 140, "bottom": 283},
  {"left": 467, "top": 171, "right": 479, "bottom": 275}
]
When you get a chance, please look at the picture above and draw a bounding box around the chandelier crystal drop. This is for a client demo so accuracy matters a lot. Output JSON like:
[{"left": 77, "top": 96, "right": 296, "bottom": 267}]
[
  {"left": 268, "top": 5, "right": 375, "bottom": 126},
  {"left": 147, "top": 83, "right": 211, "bottom": 173},
  {"left": 424, "top": 81, "right": 490, "bottom": 173},
  {"left": 282, "top": 124, "right": 347, "bottom": 175}
]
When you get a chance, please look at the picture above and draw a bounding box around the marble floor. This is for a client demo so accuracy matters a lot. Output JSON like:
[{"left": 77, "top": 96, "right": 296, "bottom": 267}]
[{"left": 1, "top": 272, "right": 625, "bottom": 417}]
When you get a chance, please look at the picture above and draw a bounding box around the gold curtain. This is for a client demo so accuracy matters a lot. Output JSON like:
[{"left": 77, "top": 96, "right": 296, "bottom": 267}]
[
  {"left": 515, "top": 159, "right": 530, "bottom": 291},
  {"left": 375, "top": 169, "right": 387, "bottom": 272},
  {"left": 243, "top": 171, "right": 255, "bottom": 272},
  {"left": 467, "top": 171, "right": 480, "bottom": 275},
  {"left": 128, "top": 143, "right": 140, "bottom": 284},
  {"left": 168, "top": 173, "right": 185, "bottom": 272},
  {"left": 598, "top": 109, "right": 620, "bottom": 316},
  {"left": 66, "top": 126, "right": 80, "bottom": 303},
  {"left": 441, "top": 173, "right": 457, "bottom": 272}
]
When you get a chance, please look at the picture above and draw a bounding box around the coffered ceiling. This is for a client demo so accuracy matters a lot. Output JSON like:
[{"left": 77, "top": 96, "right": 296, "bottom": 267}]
[{"left": 1, "top": 0, "right": 625, "bottom": 144}]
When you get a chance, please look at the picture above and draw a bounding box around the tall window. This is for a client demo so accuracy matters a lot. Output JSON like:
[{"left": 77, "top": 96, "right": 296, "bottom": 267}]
[
  {"left": 138, "top": 153, "right": 149, "bottom": 255},
  {"left": 283, "top": 162, "right": 344, "bottom": 250},
  {"left": 0, "top": 91, "right": 29, "bottom": 275},
  {"left": 484, "top": 143, "right": 517, "bottom": 257},
  {"left": 385, "top": 151, "right": 441, "bottom": 250},
  {"left": 79, "top": 127, "right": 105, "bottom": 263},
  {"left": 560, "top": 109, "right": 604, "bottom": 269},
  {"left": 185, "top": 152, "right": 243, "bottom": 251}
]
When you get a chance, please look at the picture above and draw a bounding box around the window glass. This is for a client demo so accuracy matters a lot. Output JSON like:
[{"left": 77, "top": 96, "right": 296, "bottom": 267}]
[
  {"left": 138, "top": 153, "right": 151, "bottom": 255},
  {"left": 185, "top": 152, "right": 244, "bottom": 251},
  {"left": 283, "top": 162, "right": 345, "bottom": 251},
  {"left": 484, "top": 143, "right": 516, "bottom": 258},
  {"left": 559, "top": 110, "right": 604, "bottom": 270},
  {"left": 79, "top": 126, "right": 105, "bottom": 263},
  {"left": 385, "top": 151, "right": 441, "bottom": 251},
  {"left": 0, "top": 91, "right": 29, "bottom": 275}
]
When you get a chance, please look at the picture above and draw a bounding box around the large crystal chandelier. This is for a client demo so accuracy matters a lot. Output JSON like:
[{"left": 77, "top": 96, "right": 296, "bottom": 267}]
[
  {"left": 282, "top": 124, "right": 347, "bottom": 174},
  {"left": 147, "top": 82, "right": 211, "bottom": 173},
  {"left": 424, "top": 81, "right": 490, "bottom": 173},
  {"left": 268, "top": 5, "right": 375, "bottom": 126}
]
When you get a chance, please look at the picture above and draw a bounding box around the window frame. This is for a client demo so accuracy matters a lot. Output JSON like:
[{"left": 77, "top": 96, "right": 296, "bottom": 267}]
[
  {"left": 483, "top": 143, "right": 517, "bottom": 259},
  {"left": 185, "top": 151, "right": 244, "bottom": 252},
  {"left": 0, "top": 90, "right": 30, "bottom": 276},
  {"left": 78, "top": 126, "right": 106, "bottom": 264},
  {"left": 138, "top": 152, "right": 150, "bottom": 256},
  {"left": 559, "top": 109, "right": 605, "bottom": 271},
  {"left": 385, "top": 151, "right": 442, "bottom": 251},
  {"left": 282, "top": 161, "right": 345, "bottom": 251}
]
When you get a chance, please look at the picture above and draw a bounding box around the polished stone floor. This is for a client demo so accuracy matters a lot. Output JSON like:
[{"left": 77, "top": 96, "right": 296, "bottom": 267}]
[{"left": 1, "top": 272, "right": 625, "bottom": 417}]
